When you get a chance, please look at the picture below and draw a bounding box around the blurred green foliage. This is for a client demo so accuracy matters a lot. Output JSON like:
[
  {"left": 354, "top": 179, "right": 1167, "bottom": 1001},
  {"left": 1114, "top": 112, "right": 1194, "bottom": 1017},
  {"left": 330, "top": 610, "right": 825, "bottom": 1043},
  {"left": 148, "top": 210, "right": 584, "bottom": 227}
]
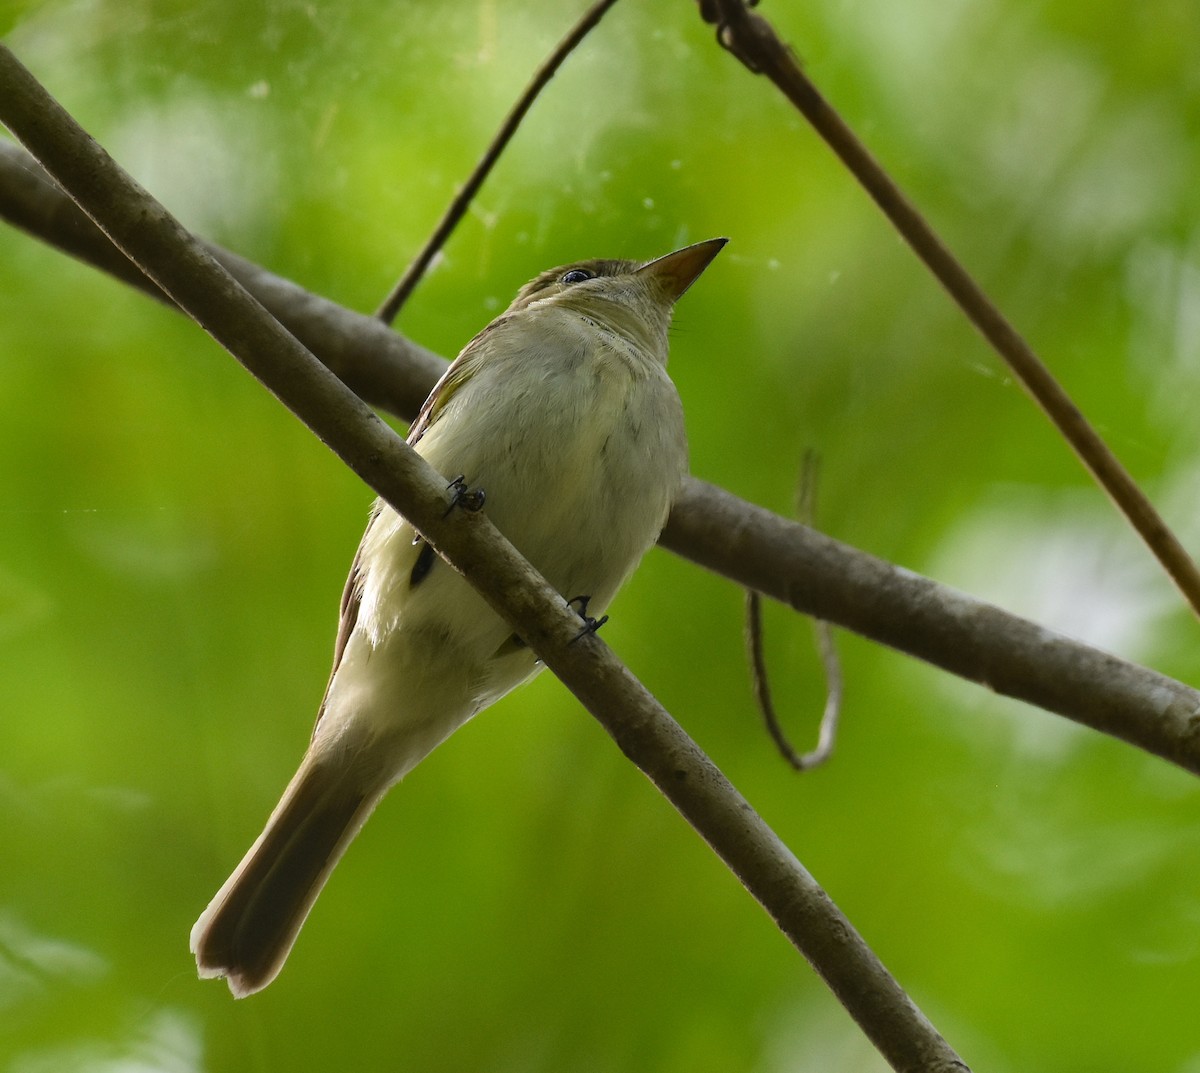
[{"left": 3, "top": 1, "right": 1200, "bottom": 1070}]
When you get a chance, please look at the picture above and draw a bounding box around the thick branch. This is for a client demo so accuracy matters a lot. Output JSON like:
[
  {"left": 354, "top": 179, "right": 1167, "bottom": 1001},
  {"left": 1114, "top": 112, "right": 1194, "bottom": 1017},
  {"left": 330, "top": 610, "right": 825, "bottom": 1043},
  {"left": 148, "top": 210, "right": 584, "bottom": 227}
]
[
  {"left": 665, "top": 483, "right": 1200, "bottom": 774},
  {"left": 0, "top": 45, "right": 968, "bottom": 1072},
  {"left": 4, "top": 137, "right": 1200, "bottom": 777}
]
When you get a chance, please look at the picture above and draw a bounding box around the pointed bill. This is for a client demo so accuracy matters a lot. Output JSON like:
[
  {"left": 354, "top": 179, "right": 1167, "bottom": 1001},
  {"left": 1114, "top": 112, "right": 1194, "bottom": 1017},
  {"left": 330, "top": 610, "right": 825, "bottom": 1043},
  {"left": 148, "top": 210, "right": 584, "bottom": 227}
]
[{"left": 638, "top": 237, "right": 728, "bottom": 302}]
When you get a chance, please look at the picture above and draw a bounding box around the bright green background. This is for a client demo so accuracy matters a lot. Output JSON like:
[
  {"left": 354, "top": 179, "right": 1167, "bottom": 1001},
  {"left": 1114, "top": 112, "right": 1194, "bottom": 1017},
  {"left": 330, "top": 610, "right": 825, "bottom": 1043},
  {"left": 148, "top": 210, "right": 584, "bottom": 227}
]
[{"left": 3, "top": 1, "right": 1200, "bottom": 1070}]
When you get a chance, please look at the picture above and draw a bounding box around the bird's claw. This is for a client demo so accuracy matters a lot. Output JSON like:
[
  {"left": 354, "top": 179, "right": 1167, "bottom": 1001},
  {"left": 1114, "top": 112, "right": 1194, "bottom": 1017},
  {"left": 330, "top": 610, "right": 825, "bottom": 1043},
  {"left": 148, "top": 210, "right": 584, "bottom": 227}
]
[
  {"left": 567, "top": 595, "right": 608, "bottom": 643},
  {"left": 445, "top": 475, "right": 486, "bottom": 517}
]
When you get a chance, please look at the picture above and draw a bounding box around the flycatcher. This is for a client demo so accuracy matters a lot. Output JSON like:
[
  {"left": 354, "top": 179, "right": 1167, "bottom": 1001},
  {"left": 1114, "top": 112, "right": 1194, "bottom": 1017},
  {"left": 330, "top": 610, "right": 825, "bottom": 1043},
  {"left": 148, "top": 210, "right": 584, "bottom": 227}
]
[{"left": 190, "top": 237, "right": 727, "bottom": 996}]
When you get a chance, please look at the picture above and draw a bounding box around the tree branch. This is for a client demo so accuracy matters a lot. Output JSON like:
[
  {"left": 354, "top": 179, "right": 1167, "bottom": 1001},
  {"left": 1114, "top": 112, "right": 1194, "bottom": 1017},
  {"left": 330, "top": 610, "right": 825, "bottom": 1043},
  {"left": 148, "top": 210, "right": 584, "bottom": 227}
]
[
  {"left": 0, "top": 44, "right": 970, "bottom": 1073},
  {"left": 0, "top": 139, "right": 442, "bottom": 420},
  {"left": 374, "top": 0, "right": 623, "bottom": 324},
  {"left": 666, "top": 482, "right": 1200, "bottom": 774},
  {"left": 695, "top": 0, "right": 1200, "bottom": 622},
  {"left": 4, "top": 136, "right": 1199, "bottom": 777}
]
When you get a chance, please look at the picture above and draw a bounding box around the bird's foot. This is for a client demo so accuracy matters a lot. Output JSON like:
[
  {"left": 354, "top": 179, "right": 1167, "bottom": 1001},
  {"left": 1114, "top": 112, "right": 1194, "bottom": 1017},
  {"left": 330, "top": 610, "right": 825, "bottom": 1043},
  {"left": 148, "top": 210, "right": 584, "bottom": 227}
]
[
  {"left": 445, "top": 475, "right": 486, "bottom": 517},
  {"left": 567, "top": 595, "right": 608, "bottom": 643}
]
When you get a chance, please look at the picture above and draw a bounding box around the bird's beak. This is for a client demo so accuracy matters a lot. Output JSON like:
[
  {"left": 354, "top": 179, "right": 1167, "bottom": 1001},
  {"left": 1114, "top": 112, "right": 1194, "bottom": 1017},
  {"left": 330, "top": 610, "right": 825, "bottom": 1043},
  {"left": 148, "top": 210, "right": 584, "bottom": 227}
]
[{"left": 638, "top": 237, "right": 728, "bottom": 302}]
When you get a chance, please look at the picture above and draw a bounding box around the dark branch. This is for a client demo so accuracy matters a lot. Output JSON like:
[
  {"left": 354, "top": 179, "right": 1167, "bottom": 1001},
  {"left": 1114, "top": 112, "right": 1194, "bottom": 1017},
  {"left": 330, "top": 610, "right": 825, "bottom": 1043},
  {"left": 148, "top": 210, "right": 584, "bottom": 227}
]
[
  {"left": 696, "top": 0, "right": 1200, "bottom": 622},
  {"left": 374, "top": 0, "right": 623, "bottom": 324},
  {"left": 666, "top": 481, "right": 1200, "bottom": 776},
  {"left": 0, "top": 140, "right": 442, "bottom": 420}
]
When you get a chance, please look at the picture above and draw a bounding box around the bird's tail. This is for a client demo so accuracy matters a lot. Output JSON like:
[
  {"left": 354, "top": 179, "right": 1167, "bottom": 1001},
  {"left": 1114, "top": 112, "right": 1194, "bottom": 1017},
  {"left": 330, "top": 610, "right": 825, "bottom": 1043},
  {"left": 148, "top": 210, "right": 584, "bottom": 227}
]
[{"left": 189, "top": 752, "right": 385, "bottom": 998}]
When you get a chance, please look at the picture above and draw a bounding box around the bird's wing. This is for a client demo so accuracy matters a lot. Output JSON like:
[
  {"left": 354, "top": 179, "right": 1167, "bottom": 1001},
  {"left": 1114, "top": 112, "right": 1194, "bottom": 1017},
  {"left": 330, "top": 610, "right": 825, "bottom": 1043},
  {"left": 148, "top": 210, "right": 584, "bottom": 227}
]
[
  {"left": 405, "top": 319, "right": 503, "bottom": 447},
  {"left": 311, "top": 499, "right": 380, "bottom": 735},
  {"left": 310, "top": 319, "right": 505, "bottom": 733}
]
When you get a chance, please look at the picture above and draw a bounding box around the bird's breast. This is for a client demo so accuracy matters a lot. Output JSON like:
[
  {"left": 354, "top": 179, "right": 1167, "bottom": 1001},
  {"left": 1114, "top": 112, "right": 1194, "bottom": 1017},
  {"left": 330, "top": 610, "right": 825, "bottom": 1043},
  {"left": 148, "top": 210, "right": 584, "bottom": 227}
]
[{"left": 416, "top": 314, "right": 687, "bottom": 607}]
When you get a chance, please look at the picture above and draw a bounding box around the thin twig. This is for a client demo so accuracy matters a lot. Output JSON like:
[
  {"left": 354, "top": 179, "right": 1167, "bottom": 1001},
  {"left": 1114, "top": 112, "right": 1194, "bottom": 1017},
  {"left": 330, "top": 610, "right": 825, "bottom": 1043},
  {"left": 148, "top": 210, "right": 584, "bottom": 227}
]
[
  {"left": 697, "top": 0, "right": 1200, "bottom": 622},
  {"left": 808, "top": 603, "right": 843, "bottom": 762},
  {"left": 795, "top": 453, "right": 843, "bottom": 765},
  {"left": 745, "top": 452, "right": 842, "bottom": 770},
  {"left": 746, "top": 589, "right": 842, "bottom": 769},
  {"left": 374, "top": 0, "right": 623, "bottom": 324},
  {"left": 745, "top": 591, "right": 796, "bottom": 764}
]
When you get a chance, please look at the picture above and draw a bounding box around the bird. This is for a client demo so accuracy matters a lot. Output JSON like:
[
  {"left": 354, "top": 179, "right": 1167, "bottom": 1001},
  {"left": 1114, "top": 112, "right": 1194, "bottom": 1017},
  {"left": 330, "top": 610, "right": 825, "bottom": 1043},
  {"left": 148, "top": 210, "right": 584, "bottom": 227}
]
[{"left": 189, "top": 236, "right": 727, "bottom": 997}]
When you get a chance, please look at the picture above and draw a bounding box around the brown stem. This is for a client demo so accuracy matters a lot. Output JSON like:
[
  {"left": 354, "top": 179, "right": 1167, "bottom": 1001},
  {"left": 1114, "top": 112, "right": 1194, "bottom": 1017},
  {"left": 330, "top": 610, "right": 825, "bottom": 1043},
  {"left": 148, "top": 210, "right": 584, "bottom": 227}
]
[
  {"left": 374, "top": 0, "right": 623, "bottom": 324},
  {"left": 697, "top": 0, "right": 1200, "bottom": 621}
]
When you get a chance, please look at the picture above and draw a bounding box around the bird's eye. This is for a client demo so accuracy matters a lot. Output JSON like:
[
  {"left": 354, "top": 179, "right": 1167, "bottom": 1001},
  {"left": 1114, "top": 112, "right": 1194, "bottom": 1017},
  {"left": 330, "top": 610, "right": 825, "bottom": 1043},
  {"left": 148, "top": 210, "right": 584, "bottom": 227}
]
[{"left": 560, "top": 268, "right": 594, "bottom": 285}]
